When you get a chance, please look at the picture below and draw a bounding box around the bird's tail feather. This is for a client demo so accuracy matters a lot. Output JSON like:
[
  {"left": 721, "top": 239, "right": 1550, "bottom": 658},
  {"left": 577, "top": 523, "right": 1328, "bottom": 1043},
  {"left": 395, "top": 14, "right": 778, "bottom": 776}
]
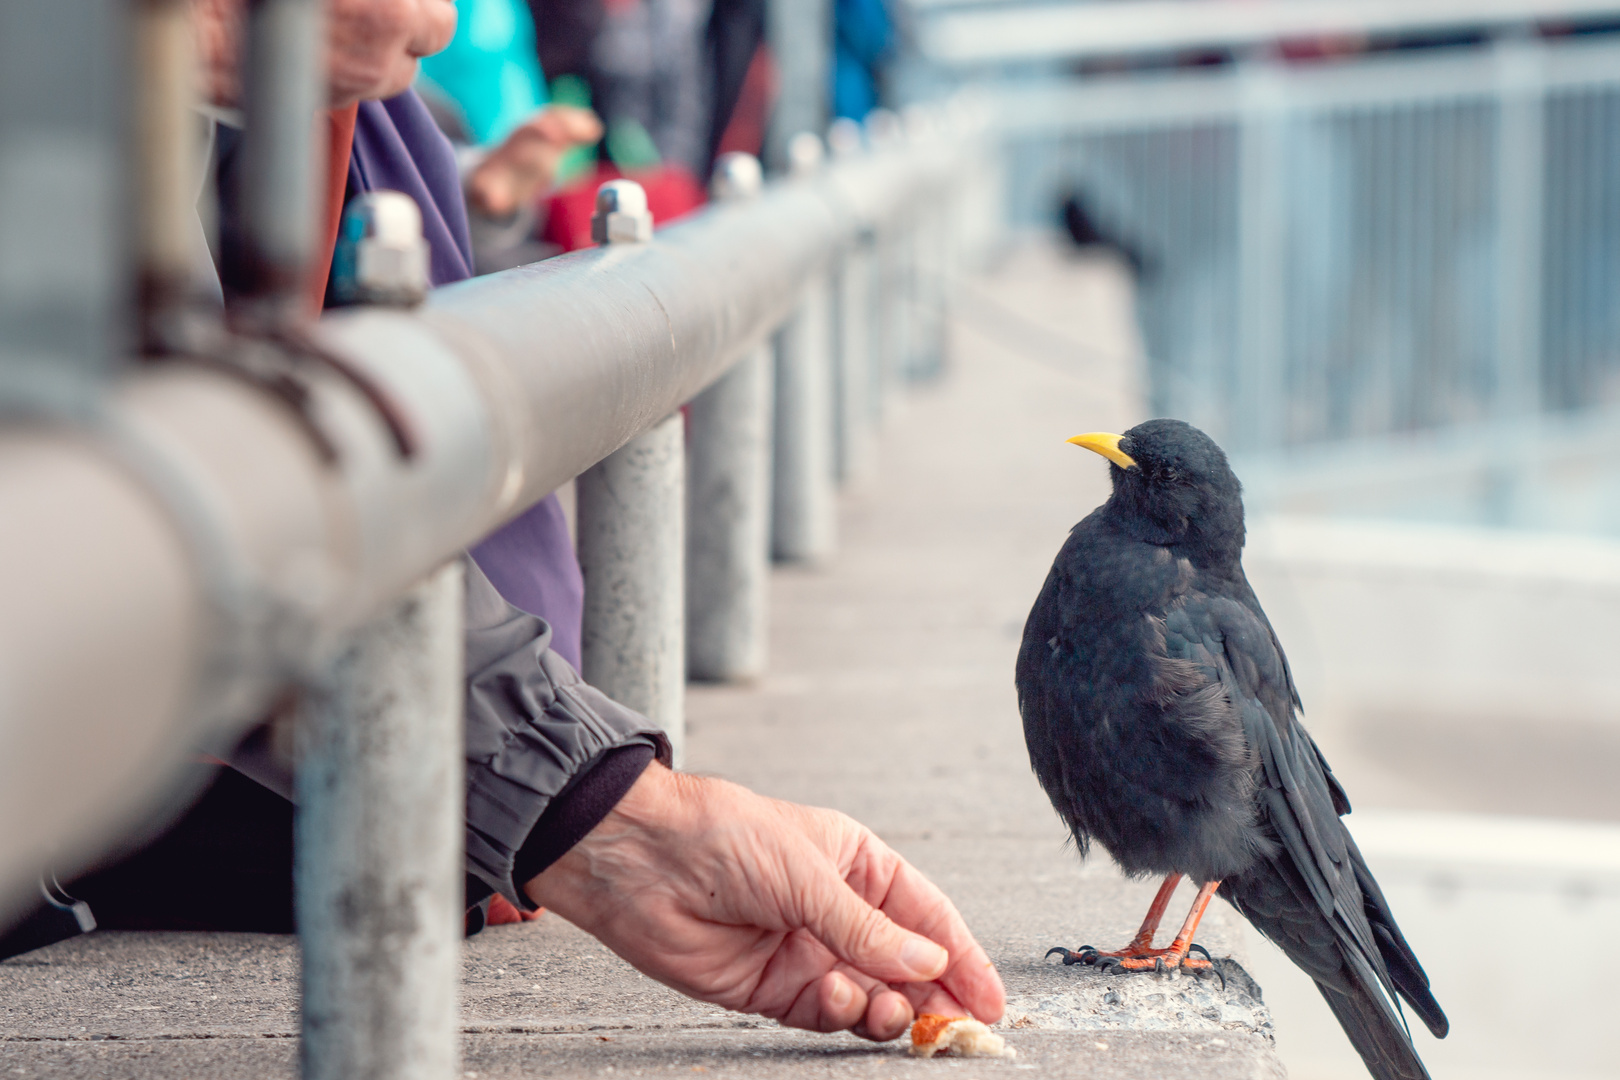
[
  {"left": 1315, "top": 965, "right": 1433, "bottom": 1080},
  {"left": 1370, "top": 921, "right": 1447, "bottom": 1039},
  {"left": 1347, "top": 835, "right": 1449, "bottom": 1039}
]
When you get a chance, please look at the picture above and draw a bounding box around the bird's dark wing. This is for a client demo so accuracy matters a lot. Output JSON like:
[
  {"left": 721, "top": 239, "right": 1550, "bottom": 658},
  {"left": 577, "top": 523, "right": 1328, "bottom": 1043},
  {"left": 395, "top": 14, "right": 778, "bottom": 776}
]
[{"left": 1161, "top": 595, "right": 1445, "bottom": 1080}]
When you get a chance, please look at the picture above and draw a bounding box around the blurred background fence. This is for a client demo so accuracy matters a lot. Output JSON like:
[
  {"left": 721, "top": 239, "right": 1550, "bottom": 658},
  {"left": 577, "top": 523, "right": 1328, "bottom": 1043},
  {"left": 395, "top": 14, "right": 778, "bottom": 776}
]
[{"left": 919, "top": 2, "right": 1620, "bottom": 535}]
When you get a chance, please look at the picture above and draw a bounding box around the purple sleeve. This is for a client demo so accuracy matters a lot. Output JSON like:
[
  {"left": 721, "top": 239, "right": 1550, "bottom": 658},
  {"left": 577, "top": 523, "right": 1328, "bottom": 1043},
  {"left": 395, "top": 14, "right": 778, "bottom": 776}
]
[
  {"left": 348, "top": 91, "right": 475, "bottom": 287},
  {"left": 347, "top": 90, "right": 585, "bottom": 665}
]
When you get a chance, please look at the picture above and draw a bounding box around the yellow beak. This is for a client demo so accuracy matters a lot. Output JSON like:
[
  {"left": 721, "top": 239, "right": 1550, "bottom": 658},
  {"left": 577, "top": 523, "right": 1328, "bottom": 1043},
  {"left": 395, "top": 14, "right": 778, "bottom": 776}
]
[{"left": 1067, "top": 431, "right": 1137, "bottom": 470}]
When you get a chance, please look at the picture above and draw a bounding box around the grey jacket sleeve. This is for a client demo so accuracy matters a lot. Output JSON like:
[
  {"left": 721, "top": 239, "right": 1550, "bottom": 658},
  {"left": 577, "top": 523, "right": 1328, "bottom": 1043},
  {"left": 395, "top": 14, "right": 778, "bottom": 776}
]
[{"left": 461, "top": 557, "right": 671, "bottom": 907}]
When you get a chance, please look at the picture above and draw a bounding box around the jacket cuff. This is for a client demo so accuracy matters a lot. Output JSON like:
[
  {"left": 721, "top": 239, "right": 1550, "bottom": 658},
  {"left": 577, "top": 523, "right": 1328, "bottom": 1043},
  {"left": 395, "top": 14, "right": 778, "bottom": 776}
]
[
  {"left": 463, "top": 632, "right": 670, "bottom": 907},
  {"left": 511, "top": 743, "right": 655, "bottom": 888}
]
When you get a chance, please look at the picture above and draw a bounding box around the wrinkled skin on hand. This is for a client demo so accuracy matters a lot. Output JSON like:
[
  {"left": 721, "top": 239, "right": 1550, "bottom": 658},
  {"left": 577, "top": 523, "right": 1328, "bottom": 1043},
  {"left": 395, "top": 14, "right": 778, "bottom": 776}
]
[
  {"left": 192, "top": 0, "right": 458, "bottom": 108},
  {"left": 465, "top": 106, "right": 604, "bottom": 218},
  {"left": 526, "top": 766, "right": 1006, "bottom": 1041}
]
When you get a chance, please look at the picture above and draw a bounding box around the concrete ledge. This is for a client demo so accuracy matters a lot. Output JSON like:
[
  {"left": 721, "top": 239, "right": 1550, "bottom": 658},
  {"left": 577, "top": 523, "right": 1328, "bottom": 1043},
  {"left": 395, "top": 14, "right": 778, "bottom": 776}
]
[
  {"left": 1, "top": 922, "right": 1280, "bottom": 1080},
  {"left": 0, "top": 1029, "right": 1286, "bottom": 1080}
]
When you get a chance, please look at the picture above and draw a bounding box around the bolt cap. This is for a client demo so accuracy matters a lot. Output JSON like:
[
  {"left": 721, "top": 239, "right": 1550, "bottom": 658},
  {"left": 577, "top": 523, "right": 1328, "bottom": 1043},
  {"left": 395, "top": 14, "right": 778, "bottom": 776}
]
[
  {"left": 827, "top": 117, "right": 864, "bottom": 158},
  {"left": 710, "top": 152, "right": 763, "bottom": 201},
  {"left": 787, "top": 132, "right": 825, "bottom": 176},
  {"left": 331, "top": 191, "right": 429, "bottom": 308},
  {"left": 865, "top": 108, "right": 903, "bottom": 146},
  {"left": 592, "top": 179, "right": 653, "bottom": 244}
]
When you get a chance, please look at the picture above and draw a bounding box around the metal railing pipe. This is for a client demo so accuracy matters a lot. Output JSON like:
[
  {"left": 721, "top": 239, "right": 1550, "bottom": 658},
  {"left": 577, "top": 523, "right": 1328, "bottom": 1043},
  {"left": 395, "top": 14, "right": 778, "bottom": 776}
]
[
  {"left": 0, "top": 138, "right": 958, "bottom": 913},
  {"left": 687, "top": 155, "right": 774, "bottom": 682},
  {"left": 833, "top": 237, "right": 875, "bottom": 483},
  {"left": 0, "top": 0, "right": 132, "bottom": 408},
  {"left": 236, "top": 0, "right": 324, "bottom": 323}
]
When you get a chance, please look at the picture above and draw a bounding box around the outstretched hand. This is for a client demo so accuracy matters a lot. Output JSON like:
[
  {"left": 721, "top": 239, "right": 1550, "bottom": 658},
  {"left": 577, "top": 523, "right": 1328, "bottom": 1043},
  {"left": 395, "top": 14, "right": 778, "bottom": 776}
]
[
  {"left": 466, "top": 106, "right": 604, "bottom": 218},
  {"left": 525, "top": 765, "right": 1005, "bottom": 1041}
]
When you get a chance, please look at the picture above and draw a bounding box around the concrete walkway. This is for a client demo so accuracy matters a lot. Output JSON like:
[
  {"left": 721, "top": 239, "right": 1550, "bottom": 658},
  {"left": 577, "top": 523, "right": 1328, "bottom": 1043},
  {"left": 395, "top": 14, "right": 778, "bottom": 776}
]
[{"left": 1, "top": 244, "right": 1284, "bottom": 1079}]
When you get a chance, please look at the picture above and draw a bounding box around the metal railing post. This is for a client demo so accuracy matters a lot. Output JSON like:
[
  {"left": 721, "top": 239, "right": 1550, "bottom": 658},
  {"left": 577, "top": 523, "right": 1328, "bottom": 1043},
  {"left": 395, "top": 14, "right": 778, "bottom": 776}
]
[
  {"left": 772, "top": 278, "right": 838, "bottom": 562},
  {"left": 1234, "top": 54, "right": 1288, "bottom": 453},
  {"left": 834, "top": 236, "right": 874, "bottom": 483},
  {"left": 828, "top": 120, "right": 874, "bottom": 485},
  {"left": 577, "top": 182, "right": 687, "bottom": 762},
  {"left": 1487, "top": 31, "right": 1549, "bottom": 523},
  {"left": 0, "top": 0, "right": 131, "bottom": 411},
  {"left": 237, "top": 0, "right": 324, "bottom": 326},
  {"left": 764, "top": 0, "right": 831, "bottom": 173},
  {"left": 1493, "top": 32, "right": 1546, "bottom": 419},
  {"left": 296, "top": 562, "right": 465, "bottom": 1080},
  {"left": 866, "top": 111, "right": 906, "bottom": 426},
  {"left": 772, "top": 144, "right": 838, "bottom": 563},
  {"left": 686, "top": 155, "right": 774, "bottom": 682}
]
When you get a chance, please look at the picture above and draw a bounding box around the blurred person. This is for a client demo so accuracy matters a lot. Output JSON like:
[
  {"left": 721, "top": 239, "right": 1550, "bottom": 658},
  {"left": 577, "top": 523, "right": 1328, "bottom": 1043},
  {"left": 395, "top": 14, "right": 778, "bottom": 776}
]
[
  {"left": 521, "top": 0, "right": 714, "bottom": 252},
  {"left": 590, "top": 0, "right": 712, "bottom": 178},
  {"left": 0, "top": 0, "right": 1008, "bottom": 1042},
  {"left": 703, "top": 0, "right": 769, "bottom": 171},
  {"left": 832, "top": 0, "right": 894, "bottom": 122},
  {"left": 416, "top": 0, "right": 605, "bottom": 270}
]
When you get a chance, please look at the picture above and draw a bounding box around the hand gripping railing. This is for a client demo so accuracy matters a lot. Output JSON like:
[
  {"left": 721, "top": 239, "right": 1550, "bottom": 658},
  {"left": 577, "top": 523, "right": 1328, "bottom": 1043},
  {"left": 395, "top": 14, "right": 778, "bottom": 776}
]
[{"left": 0, "top": 100, "right": 978, "bottom": 1080}]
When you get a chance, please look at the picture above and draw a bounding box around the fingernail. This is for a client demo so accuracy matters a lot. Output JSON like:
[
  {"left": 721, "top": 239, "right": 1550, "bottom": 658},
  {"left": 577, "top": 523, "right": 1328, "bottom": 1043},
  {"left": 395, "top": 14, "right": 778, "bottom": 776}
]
[
  {"left": 901, "top": 939, "right": 948, "bottom": 980},
  {"left": 829, "top": 975, "right": 853, "bottom": 1009}
]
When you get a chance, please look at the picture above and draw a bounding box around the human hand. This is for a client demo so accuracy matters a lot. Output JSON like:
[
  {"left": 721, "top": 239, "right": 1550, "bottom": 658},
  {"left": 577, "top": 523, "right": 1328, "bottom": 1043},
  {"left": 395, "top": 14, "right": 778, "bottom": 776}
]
[
  {"left": 326, "top": 0, "right": 457, "bottom": 108},
  {"left": 465, "top": 106, "right": 604, "bottom": 218},
  {"left": 192, "top": 0, "right": 458, "bottom": 109},
  {"left": 524, "top": 765, "right": 1005, "bottom": 1041}
]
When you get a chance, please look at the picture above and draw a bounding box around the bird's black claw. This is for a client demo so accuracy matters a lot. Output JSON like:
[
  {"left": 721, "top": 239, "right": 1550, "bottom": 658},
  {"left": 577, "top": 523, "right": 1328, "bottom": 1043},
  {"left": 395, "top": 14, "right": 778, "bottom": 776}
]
[
  {"left": 1188, "top": 943, "right": 1213, "bottom": 962},
  {"left": 1046, "top": 946, "right": 1094, "bottom": 967},
  {"left": 1153, "top": 957, "right": 1168, "bottom": 975},
  {"left": 1206, "top": 958, "right": 1228, "bottom": 991},
  {"left": 1096, "top": 956, "right": 1124, "bottom": 974}
]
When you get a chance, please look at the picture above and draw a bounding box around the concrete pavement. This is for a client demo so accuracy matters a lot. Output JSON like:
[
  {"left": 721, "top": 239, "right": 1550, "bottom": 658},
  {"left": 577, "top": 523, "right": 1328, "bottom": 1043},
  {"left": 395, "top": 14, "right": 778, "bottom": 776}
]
[{"left": 2, "top": 244, "right": 1286, "bottom": 1079}]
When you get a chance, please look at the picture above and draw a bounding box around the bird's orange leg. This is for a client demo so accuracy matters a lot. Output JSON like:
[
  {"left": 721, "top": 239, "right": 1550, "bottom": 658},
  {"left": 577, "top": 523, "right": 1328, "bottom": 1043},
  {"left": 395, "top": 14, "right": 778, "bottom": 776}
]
[
  {"left": 1048, "top": 877, "right": 1223, "bottom": 975},
  {"left": 1047, "top": 873, "right": 1182, "bottom": 965}
]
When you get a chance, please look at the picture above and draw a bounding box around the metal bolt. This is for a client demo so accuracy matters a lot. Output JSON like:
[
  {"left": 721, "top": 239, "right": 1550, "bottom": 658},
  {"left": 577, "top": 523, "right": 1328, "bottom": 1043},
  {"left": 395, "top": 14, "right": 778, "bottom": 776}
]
[
  {"left": 865, "top": 108, "right": 903, "bottom": 147},
  {"left": 902, "top": 103, "right": 941, "bottom": 140},
  {"left": 591, "top": 179, "right": 654, "bottom": 245},
  {"left": 710, "top": 152, "right": 763, "bottom": 201},
  {"left": 827, "top": 117, "right": 864, "bottom": 158},
  {"left": 330, "top": 191, "right": 430, "bottom": 308},
  {"left": 787, "top": 132, "right": 825, "bottom": 176}
]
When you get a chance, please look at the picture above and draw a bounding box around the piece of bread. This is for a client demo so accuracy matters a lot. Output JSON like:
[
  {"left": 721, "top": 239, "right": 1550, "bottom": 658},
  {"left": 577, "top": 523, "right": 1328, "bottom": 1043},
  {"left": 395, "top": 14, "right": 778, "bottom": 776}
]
[{"left": 908, "top": 1014, "right": 1016, "bottom": 1059}]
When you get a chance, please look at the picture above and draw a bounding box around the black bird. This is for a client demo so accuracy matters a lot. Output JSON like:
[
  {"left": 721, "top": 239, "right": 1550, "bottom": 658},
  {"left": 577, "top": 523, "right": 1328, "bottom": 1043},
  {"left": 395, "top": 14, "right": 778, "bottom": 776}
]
[{"left": 1016, "top": 418, "right": 1448, "bottom": 1080}]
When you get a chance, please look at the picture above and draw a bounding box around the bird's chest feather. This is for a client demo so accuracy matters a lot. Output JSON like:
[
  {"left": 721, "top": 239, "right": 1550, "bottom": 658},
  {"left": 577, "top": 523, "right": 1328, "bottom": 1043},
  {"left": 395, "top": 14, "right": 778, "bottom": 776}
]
[
  {"left": 1030, "top": 541, "right": 1202, "bottom": 720},
  {"left": 1018, "top": 533, "right": 1265, "bottom": 878}
]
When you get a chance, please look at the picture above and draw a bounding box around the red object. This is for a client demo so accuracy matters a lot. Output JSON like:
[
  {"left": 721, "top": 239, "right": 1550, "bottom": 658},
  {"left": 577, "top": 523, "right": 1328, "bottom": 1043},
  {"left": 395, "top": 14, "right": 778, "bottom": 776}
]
[
  {"left": 486, "top": 894, "right": 546, "bottom": 925},
  {"left": 714, "top": 44, "right": 777, "bottom": 161},
  {"left": 311, "top": 104, "right": 360, "bottom": 313},
  {"left": 542, "top": 162, "right": 708, "bottom": 253}
]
